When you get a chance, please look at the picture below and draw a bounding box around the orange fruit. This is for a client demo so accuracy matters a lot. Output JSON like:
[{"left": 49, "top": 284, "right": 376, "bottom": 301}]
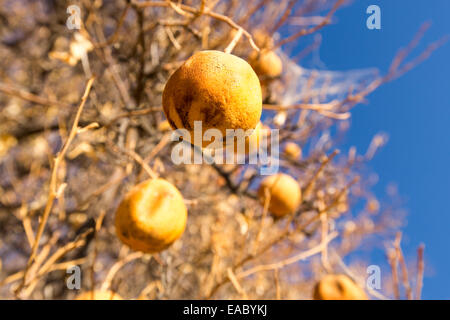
[
  {"left": 284, "top": 142, "right": 302, "bottom": 160},
  {"left": 258, "top": 173, "right": 301, "bottom": 217},
  {"left": 115, "top": 179, "right": 187, "bottom": 253},
  {"left": 162, "top": 50, "right": 262, "bottom": 148}
]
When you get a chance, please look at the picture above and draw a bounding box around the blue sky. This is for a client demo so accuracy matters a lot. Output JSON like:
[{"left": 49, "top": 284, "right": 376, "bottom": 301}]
[{"left": 303, "top": 0, "right": 450, "bottom": 299}]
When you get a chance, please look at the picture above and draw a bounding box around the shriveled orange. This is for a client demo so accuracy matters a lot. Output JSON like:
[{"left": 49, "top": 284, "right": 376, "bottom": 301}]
[
  {"left": 284, "top": 142, "right": 302, "bottom": 160},
  {"left": 258, "top": 173, "right": 301, "bottom": 217},
  {"left": 313, "top": 274, "right": 368, "bottom": 300},
  {"left": 115, "top": 178, "right": 187, "bottom": 253},
  {"left": 162, "top": 50, "right": 262, "bottom": 148}
]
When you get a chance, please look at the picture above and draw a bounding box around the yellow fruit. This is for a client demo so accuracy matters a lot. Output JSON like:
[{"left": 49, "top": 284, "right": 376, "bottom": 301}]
[
  {"left": 313, "top": 274, "right": 368, "bottom": 300},
  {"left": 115, "top": 178, "right": 187, "bottom": 253},
  {"left": 249, "top": 49, "right": 283, "bottom": 78},
  {"left": 258, "top": 173, "right": 301, "bottom": 217},
  {"left": 284, "top": 142, "right": 302, "bottom": 160},
  {"left": 75, "top": 290, "right": 123, "bottom": 300},
  {"left": 162, "top": 50, "right": 262, "bottom": 148}
]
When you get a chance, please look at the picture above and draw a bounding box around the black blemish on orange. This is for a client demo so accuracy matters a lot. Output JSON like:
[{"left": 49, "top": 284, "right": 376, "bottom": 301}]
[
  {"left": 335, "top": 280, "right": 344, "bottom": 293},
  {"left": 201, "top": 104, "right": 215, "bottom": 126},
  {"left": 209, "top": 102, "right": 225, "bottom": 127},
  {"left": 176, "top": 94, "right": 193, "bottom": 130}
]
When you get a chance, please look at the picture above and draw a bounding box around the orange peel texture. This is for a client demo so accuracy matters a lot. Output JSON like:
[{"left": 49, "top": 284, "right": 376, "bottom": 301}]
[{"left": 162, "top": 50, "right": 262, "bottom": 148}]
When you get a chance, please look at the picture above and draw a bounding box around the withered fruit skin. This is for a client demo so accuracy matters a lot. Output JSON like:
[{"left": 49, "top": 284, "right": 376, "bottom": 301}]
[
  {"left": 75, "top": 290, "right": 123, "bottom": 300},
  {"left": 162, "top": 50, "right": 262, "bottom": 147},
  {"left": 115, "top": 178, "right": 187, "bottom": 253},
  {"left": 258, "top": 173, "right": 301, "bottom": 217},
  {"left": 313, "top": 274, "right": 368, "bottom": 300}
]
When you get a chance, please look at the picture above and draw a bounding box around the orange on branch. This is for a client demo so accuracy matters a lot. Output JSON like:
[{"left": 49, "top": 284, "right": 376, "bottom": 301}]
[
  {"left": 162, "top": 50, "right": 262, "bottom": 148},
  {"left": 249, "top": 49, "right": 283, "bottom": 79},
  {"left": 284, "top": 142, "right": 302, "bottom": 160},
  {"left": 258, "top": 173, "right": 301, "bottom": 217},
  {"left": 115, "top": 179, "right": 187, "bottom": 253}
]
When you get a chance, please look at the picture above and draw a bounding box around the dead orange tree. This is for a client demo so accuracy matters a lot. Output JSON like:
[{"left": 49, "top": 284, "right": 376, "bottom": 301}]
[{"left": 0, "top": 0, "right": 442, "bottom": 300}]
